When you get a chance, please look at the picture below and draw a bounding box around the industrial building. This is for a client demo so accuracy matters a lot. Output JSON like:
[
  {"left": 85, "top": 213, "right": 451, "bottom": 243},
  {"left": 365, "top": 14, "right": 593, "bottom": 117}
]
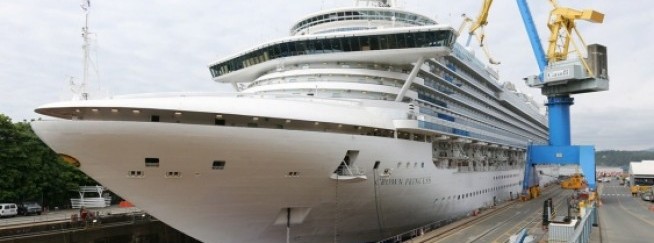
[{"left": 628, "top": 160, "right": 654, "bottom": 186}]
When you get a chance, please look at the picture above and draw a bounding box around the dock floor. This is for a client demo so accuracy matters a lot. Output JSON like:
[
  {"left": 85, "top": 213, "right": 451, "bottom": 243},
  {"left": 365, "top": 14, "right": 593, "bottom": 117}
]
[
  {"left": 405, "top": 185, "right": 574, "bottom": 243},
  {"left": 597, "top": 180, "right": 654, "bottom": 243}
]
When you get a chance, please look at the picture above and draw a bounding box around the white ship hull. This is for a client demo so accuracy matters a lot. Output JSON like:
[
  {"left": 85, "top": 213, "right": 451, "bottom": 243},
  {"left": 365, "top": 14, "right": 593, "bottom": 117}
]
[{"left": 33, "top": 98, "right": 533, "bottom": 242}]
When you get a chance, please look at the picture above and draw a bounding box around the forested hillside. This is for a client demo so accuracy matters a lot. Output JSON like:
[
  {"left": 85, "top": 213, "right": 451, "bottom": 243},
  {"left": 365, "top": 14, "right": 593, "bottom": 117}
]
[{"left": 596, "top": 150, "right": 654, "bottom": 168}]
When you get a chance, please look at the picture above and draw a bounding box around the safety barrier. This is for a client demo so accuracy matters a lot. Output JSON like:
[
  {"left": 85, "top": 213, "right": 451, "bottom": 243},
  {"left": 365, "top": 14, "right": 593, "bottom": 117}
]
[{"left": 564, "top": 203, "right": 596, "bottom": 243}]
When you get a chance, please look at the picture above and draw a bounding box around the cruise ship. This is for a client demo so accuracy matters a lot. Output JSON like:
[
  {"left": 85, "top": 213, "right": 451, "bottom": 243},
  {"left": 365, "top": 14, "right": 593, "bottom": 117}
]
[{"left": 33, "top": 1, "right": 552, "bottom": 242}]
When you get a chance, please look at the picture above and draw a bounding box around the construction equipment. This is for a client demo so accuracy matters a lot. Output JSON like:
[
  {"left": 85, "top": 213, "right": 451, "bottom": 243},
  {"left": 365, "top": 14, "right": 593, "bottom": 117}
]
[
  {"left": 560, "top": 173, "right": 587, "bottom": 190},
  {"left": 517, "top": 0, "right": 608, "bottom": 200},
  {"left": 538, "top": 170, "right": 588, "bottom": 190},
  {"left": 457, "top": 0, "right": 500, "bottom": 64}
]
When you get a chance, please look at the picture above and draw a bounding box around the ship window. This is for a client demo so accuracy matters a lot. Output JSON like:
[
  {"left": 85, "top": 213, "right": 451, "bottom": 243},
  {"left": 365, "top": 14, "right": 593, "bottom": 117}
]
[
  {"left": 378, "top": 35, "right": 388, "bottom": 50},
  {"left": 279, "top": 43, "right": 289, "bottom": 57},
  {"left": 296, "top": 41, "right": 307, "bottom": 55},
  {"left": 151, "top": 115, "right": 160, "bottom": 122},
  {"left": 395, "top": 33, "right": 406, "bottom": 48},
  {"left": 415, "top": 31, "right": 427, "bottom": 47},
  {"left": 212, "top": 161, "right": 226, "bottom": 170},
  {"left": 360, "top": 37, "right": 370, "bottom": 51},
  {"left": 145, "top": 158, "right": 159, "bottom": 167},
  {"left": 287, "top": 42, "right": 297, "bottom": 55},
  {"left": 369, "top": 36, "right": 380, "bottom": 50},
  {"left": 270, "top": 45, "right": 280, "bottom": 58},
  {"left": 314, "top": 40, "right": 324, "bottom": 53},
  {"left": 215, "top": 119, "right": 225, "bottom": 126},
  {"left": 342, "top": 38, "right": 352, "bottom": 52},
  {"left": 331, "top": 38, "right": 342, "bottom": 51},
  {"left": 350, "top": 36, "right": 361, "bottom": 51}
]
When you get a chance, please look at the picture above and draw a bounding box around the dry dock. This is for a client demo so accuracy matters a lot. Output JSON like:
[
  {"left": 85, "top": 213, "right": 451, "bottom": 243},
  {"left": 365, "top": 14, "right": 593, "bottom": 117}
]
[
  {"left": 0, "top": 206, "right": 199, "bottom": 243},
  {"left": 4, "top": 181, "right": 654, "bottom": 243}
]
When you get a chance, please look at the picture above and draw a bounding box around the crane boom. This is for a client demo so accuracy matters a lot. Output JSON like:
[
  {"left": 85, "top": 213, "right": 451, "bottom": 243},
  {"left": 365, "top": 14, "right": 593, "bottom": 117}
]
[
  {"left": 516, "top": 0, "right": 547, "bottom": 73},
  {"left": 457, "top": 0, "right": 500, "bottom": 65},
  {"left": 546, "top": 0, "right": 604, "bottom": 63},
  {"left": 469, "top": 0, "right": 493, "bottom": 34}
]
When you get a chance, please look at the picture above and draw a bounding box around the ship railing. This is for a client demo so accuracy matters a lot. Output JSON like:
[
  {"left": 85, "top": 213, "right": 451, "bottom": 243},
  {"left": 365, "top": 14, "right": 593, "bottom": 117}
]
[
  {"left": 111, "top": 92, "right": 364, "bottom": 106},
  {"left": 78, "top": 186, "right": 106, "bottom": 194},
  {"left": 548, "top": 202, "right": 597, "bottom": 243},
  {"left": 70, "top": 198, "right": 111, "bottom": 209}
]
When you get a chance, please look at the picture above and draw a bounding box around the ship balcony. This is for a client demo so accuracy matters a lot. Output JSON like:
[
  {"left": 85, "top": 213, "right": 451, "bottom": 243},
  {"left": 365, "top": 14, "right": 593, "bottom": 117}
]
[{"left": 330, "top": 165, "right": 367, "bottom": 182}]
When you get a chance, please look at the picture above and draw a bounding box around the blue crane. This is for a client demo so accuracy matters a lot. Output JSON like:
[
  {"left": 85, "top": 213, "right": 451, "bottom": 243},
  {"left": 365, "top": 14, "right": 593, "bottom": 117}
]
[{"left": 515, "top": 0, "right": 609, "bottom": 197}]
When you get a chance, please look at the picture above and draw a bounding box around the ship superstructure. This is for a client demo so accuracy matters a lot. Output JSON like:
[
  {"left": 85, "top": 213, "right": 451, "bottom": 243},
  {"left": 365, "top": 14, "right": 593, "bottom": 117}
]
[{"left": 33, "top": 1, "right": 551, "bottom": 242}]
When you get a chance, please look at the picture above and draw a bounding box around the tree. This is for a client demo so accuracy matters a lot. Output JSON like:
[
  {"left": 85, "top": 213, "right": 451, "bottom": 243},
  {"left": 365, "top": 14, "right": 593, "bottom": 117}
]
[{"left": 0, "top": 114, "right": 95, "bottom": 207}]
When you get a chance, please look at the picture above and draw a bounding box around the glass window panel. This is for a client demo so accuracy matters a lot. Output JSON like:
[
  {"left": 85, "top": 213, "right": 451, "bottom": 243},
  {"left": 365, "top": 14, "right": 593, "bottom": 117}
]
[
  {"left": 287, "top": 42, "right": 296, "bottom": 56},
  {"left": 296, "top": 41, "right": 307, "bottom": 55},
  {"left": 395, "top": 33, "right": 406, "bottom": 48},
  {"left": 405, "top": 33, "right": 416, "bottom": 48},
  {"left": 436, "top": 31, "right": 449, "bottom": 46},
  {"left": 341, "top": 37, "right": 351, "bottom": 52},
  {"left": 369, "top": 36, "right": 380, "bottom": 50},
  {"left": 360, "top": 36, "right": 371, "bottom": 51},
  {"left": 350, "top": 36, "right": 361, "bottom": 51},
  {"left": 279, "top": 42, "right": 289, "bottom": 57},
  {"left": 322, "top": 39, "right": 331, "bottom": 53},
  {"left": 331, "top": 38, "right": 342, "bottom": 52},
  {"left": 425, "top": 31, "right": 436, "bottom": 46},
  {"left": 386, "top": 34, "right": 397, "bottom": 49},
  {"left": 235, "top": 58, "right": 243, "bottom": 70},
  {"left": 415, "top": 32, "right": 427, "bottom": 47},
  {"left": 378, "top": 35, "right": 389, "bottom": 50},
  {"left": 271, "top": 45, "right": 281, "bottom": 58},
  {"left": 314, "top": 39, "right": 324, "bottom": 53},
  {"left": 307, "top": 40, "right": 316, "bottom": 54}
]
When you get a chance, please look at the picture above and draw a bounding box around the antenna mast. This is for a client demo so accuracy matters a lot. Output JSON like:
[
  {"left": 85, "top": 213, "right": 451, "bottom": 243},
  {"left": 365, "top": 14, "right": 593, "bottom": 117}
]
[{"left": 80, "top": 0, "right": 91, "bottom": 100}]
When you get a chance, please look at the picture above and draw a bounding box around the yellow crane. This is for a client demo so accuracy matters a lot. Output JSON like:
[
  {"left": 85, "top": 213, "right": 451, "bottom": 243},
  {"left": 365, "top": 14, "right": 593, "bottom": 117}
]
[
  {"left": 458, "top": 0, "right": 500, "bottom": 65},
  {"left": 546, "top": 0, "right": 604, "bottom": 75}
]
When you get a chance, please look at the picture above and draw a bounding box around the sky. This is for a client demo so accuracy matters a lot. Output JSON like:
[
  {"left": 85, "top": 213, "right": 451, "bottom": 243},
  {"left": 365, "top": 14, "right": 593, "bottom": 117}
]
[{"left": 0, "top": 0, "right": 652, "bottom": 150}]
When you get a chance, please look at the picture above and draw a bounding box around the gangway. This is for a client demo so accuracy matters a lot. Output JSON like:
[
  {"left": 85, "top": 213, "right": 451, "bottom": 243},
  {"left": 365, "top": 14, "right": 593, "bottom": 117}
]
[{"left": 70, "top": 186, "right": 111, "bottom": 209}]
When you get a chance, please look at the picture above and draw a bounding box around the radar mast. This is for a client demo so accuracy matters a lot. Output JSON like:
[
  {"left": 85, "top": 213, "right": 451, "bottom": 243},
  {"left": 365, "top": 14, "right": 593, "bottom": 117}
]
[{"left": 79, "top": 0, "right": 91, "bottom": 100}]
